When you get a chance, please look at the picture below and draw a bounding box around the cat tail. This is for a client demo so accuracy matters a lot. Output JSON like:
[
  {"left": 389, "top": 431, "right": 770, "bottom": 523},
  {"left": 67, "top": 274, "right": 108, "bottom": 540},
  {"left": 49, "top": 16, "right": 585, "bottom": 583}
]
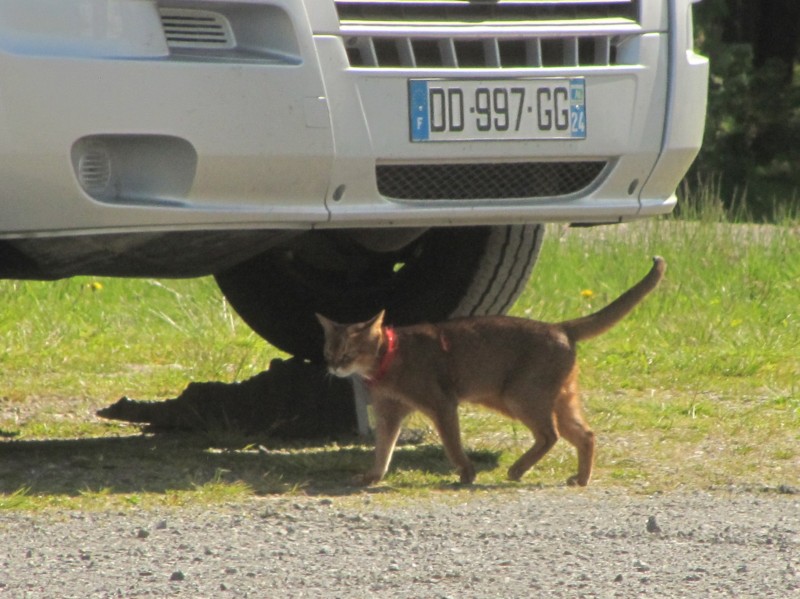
[{"left": 560, "top": 256, "right": 666, "bottom": 343}]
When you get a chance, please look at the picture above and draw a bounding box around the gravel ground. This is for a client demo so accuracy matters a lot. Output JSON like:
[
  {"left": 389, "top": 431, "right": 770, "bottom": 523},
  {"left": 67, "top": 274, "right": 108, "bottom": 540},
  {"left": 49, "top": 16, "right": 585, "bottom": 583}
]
[{"left": 1, "top": 488, "right": 797, "bottom": 598}]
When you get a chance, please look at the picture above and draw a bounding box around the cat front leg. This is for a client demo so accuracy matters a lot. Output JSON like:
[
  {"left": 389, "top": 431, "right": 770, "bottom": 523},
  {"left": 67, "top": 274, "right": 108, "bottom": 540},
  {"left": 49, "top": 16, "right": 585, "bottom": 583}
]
[
  {"left": 427, "top": 402, "right": 476, "bottom": 485},
  {"left": 353, "top": 396, "right": 411, "bottom": 486}
]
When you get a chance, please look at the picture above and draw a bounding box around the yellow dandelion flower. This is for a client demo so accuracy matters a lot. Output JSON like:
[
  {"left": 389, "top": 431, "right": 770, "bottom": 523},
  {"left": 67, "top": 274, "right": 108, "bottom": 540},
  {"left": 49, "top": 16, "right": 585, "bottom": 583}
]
[
  {"left": 88, "top": 281, "right": 103, "bottom": 291},
  {"left": 580, "top": 289, "right": 595, "bottom": 299}
]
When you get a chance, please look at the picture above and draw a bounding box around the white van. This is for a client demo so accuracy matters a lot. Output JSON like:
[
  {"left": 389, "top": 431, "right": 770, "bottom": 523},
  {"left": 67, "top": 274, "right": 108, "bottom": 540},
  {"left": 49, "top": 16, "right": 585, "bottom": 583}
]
[{"left": 0, "top": 0, "right": 708, "bottom": 357}]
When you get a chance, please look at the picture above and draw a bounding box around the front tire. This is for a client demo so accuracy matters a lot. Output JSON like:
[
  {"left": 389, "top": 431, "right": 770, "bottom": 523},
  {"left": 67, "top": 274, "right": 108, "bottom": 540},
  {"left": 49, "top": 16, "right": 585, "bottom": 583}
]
[{"left": 215, "top": 224, "right": 544, "bottom": 360}]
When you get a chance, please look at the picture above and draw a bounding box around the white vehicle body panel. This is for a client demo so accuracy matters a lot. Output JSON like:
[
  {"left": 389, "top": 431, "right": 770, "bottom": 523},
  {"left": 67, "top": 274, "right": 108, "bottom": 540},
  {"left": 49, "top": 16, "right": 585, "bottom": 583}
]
[{"left": 0, "top": 0, "right": 708, "bottom": 240}]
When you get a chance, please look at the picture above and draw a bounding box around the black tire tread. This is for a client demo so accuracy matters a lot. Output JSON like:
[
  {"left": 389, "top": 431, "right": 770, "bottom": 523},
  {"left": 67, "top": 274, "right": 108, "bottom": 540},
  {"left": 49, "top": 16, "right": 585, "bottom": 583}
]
[{"left": 451, "top": 224, "right": 544, "bottom": 317}]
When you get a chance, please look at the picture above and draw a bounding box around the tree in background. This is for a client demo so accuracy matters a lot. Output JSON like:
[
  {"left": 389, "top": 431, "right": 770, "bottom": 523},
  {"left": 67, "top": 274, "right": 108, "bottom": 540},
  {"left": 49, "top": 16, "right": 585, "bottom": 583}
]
[
  {"left": 689, "top": 0, "right": 799, "bottom": 219},
  {"left": 752, "top": 0, "right": 799, "bottom": 84}
]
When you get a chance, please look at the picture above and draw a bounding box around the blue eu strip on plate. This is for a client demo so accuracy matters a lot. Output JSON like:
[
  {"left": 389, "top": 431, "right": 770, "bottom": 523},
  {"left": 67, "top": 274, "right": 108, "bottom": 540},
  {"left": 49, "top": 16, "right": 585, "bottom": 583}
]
[{"left": 409, "top": 79, "right": 430, "bottom": 142}]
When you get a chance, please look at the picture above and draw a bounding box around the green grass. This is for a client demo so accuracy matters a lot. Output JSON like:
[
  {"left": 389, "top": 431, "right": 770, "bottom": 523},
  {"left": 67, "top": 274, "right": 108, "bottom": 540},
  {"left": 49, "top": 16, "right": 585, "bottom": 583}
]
[
  {"left": 0, "top": 277, "right": 283, "bottom": 401},
  {"left": 1, "top": 210, "right": 798, "bottom": 510}
]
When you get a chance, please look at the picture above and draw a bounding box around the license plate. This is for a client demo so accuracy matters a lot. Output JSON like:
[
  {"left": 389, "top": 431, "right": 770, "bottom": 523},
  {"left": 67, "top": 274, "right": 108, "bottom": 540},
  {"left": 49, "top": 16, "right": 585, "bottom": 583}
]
[{"left": 409, "top": 78, "right": 586, "bottom": 142}]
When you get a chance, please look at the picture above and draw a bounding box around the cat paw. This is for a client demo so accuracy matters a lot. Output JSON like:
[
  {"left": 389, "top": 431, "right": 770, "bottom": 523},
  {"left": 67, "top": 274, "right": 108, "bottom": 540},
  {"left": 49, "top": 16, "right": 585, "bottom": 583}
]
[
  {"left": 458, "top": 466, "right": 476, "bottom": 485},
  {"left": 566, "top": 474, "right": 589, "bottom": 487},
  {"left": 351, "top": 472, "right": 382, "bottom": 487},
  {"left": 507, "top": 465, "right": 524, "bottom": 482}
]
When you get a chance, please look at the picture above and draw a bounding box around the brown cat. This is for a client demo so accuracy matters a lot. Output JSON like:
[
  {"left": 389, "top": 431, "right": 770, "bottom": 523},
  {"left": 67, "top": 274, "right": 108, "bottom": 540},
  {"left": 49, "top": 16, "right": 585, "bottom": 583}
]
[{"left": 317, "top": 257, "right": 665, "bottom": 487}]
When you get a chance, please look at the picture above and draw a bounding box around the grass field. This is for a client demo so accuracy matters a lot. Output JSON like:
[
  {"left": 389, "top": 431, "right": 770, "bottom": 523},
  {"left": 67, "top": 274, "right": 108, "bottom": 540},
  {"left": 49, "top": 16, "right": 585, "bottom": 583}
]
[{"left": 1, "top": 212, "right": 798, "bottom": 509}]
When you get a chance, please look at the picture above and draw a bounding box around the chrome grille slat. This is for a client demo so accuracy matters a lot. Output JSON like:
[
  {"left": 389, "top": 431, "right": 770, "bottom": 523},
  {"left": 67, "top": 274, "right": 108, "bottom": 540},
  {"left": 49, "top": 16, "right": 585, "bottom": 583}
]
[
  {"left": 484, "top": 38, "right": 501, "bottom": 68},
  {"left": 564, "top": 37, "right": 579, "bottom": 67},
  {"left": 440, "top": 38, "right": 457, "bottom": 67},
  {"left": 526, "top": 38, "right": 542, "bottom": 67},
  {"left": 398, "top": 37, "right": 416, "bottom": 66},
  {"left": 595, "top": 36, "right": 611, "bottom": 64}
]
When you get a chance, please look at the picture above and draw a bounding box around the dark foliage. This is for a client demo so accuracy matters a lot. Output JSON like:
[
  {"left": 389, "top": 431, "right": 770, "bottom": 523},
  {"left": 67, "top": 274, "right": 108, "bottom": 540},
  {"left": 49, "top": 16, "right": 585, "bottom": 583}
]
[{"left": 688, "top": 0, "right": 799, "bottom": 219}]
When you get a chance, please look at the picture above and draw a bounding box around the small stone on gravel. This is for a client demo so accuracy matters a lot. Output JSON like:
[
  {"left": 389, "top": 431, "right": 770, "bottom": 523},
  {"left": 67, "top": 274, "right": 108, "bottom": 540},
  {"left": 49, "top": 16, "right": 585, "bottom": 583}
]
[
  {"left": 634, "top": 560, "right": 651, "bottom": 572},
  {"left": 646, "top": 515, "right": 662, "bottom": 533}
]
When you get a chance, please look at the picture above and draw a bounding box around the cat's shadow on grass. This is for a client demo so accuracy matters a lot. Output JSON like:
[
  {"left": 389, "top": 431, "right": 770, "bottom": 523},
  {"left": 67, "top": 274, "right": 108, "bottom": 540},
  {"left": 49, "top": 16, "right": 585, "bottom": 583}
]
[
  {"left": 0, "top": 356, "right": 504, "bottom": 502},
  {"left": 0, "top": 430, "right": 502, "bottom": 500}
]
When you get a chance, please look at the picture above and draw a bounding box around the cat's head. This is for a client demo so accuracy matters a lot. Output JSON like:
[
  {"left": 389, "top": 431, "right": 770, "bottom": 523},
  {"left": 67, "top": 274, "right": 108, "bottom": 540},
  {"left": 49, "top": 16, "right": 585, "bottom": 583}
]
[{"left": 315, "top": 311, "right": 385, "bottom": 378}]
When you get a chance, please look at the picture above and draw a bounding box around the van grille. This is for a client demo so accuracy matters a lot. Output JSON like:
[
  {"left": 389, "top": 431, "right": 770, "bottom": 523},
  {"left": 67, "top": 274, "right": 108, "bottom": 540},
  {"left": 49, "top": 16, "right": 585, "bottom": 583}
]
[
  {"left": 337, "top": 0, "right": 639, "bottom": 69},
  {"left": 346, "top": 35, "right": 624, "bottom": 68},
  {"left": 376, "top": 161, "right": 607, "bottom": 200}
]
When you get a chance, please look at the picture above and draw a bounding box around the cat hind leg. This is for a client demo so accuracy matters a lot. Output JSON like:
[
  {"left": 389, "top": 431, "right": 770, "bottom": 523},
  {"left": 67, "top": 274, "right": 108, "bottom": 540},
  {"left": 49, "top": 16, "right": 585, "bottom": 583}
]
[
  {"left": 554, "top": 373, "right": 594, "bottom": 487},
  {"left": 506, "top": 412, "right": 559, "bottom": 482}
]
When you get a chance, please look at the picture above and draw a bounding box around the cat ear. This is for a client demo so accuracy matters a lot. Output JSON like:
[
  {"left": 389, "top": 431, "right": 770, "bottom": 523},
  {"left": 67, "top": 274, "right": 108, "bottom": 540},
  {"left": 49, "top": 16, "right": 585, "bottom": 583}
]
[
  {"left": 367, "top": 310, "right": 386, "bottom": 331},
  {"left": 315, "top": 313, "right": 336, "bottom": 333}
]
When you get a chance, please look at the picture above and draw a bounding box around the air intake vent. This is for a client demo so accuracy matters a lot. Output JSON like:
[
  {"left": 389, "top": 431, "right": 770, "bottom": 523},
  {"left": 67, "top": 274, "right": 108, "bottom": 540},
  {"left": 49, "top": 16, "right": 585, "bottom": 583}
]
[
  {"left": 346, "top": 35, "right": 621, "bottom": 68},
  {"left": 336, "top": 0, "right": 639, "bottom": 24},
  {"left": 77, "top": 143, "right": 113, "bottom": 198},
  {"left": 377, "top": 161, "right": 607, "bottom": 200},
  {"left": 160, "top": 8, "right": 235, "bottom": 50}
]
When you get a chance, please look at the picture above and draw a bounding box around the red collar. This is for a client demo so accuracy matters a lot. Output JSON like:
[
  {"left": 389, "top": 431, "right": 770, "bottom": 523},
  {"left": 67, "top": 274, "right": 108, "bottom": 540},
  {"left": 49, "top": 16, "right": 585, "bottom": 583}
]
[{"left": 366, "top": 327, "right": 397, "bottom": 386}]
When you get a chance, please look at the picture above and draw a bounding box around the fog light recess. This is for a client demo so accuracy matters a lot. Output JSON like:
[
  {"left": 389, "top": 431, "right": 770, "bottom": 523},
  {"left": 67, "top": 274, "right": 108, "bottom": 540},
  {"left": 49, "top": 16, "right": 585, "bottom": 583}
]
[{"left": 71, "top": 135, "right": 197, "bottom": 206}]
